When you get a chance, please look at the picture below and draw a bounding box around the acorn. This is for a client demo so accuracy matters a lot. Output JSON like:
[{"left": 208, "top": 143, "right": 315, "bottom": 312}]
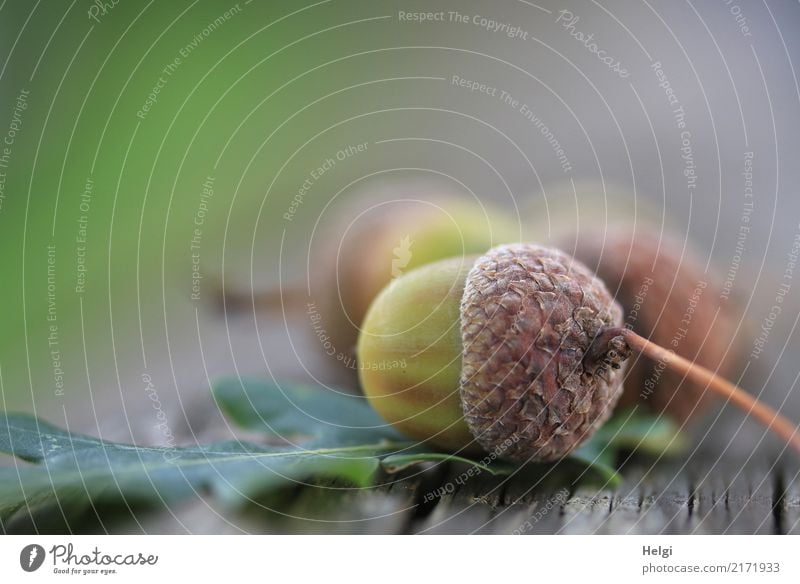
[
  {"left": 358, "top": 243, "right": 800, "bottom": 462},
  {"left": 565, "top": 229, "right": 741, "bottom": 422},
  {"left": 357, "top": 243, "right": 630, "bottom": 462}
]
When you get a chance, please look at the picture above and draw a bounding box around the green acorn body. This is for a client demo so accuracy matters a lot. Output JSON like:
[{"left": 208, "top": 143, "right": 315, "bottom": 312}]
[{"left": 357, "top": 243, "right": 629, "bottom": 463}]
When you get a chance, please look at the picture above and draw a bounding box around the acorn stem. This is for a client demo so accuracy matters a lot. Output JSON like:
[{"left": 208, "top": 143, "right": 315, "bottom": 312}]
[
  {"left": 215, "top": 282, "right": 307, "bottom": 314},
  {"left": 607, "top": 327, "right": 800, "bottom": 455}
]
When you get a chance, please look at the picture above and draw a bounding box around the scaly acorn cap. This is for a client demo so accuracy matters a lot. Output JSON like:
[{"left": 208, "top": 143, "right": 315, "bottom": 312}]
[{"left": 358, "top": 243, "right": 629, "bottom": 463}]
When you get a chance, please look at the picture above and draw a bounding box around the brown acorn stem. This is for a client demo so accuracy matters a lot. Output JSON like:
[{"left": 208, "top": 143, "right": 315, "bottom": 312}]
[
  {"left": 215, "top": 282, "right": 307, "bottom": 314},
  {"left": 604, "top": 327, "right": 800, "bottom": 455}
]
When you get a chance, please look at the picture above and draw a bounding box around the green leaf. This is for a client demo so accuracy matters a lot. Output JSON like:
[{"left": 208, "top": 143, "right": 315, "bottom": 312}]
[
  {"left": 0, "top": 413, "right": 401, "bottom": 517},
  {"left": 0, "top": 380, "right": 685, "bottom": 525},
  {"left": 380, "top": 453, "right": 514, "bottom": 475},
  {"left": 0, "top": 379, "right": 416, "bottom": 523},
  {"left": 590, "top": 408, "right": 687, "bottom": 457},
  {"left": 214, "top": 378, "right": 405, "bottom": 446},
  {"left": 567, "top": 441, "right": 621, "bottom": 486}
]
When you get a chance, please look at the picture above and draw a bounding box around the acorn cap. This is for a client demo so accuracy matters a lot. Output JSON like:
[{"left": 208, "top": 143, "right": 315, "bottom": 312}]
[
  {"left": 358, "top": 243, "right": 628, "bottom": 463},
  {"left": 460, "top": 244, "right": 627, "bottom": 461}
]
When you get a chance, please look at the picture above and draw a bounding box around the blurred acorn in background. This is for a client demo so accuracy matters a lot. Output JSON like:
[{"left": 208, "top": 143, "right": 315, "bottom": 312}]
[
  {"left": 311, "top": 193, "right": 521, "bottom": 371},
  {"left": 530, "top": 180, "right": 742, "bottom": 423},
  {"left": 222, "top": 187, "right": 522, "bottom": 379},
  {"left": 564, "top": 228, "right": 743, "bottom": 423}
]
